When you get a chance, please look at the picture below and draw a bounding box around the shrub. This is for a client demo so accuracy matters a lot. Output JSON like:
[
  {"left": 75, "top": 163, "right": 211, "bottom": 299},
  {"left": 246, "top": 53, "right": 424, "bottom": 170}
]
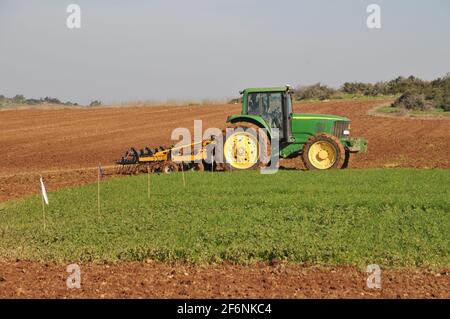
[
  {"left": 294, "top": 83, "right": 337, "bottom": 101},
  {"left": 228, "top": 97, "right": 242, "bottom": 104},
  {"left": 43, "top": 96, "right": 62, "bottom": 104},
  {"left": 89, "top": 100, "right": 102, "bottom": 107},
  {"left": 429, "top": 74, "right": 450, "bottom": 111},
  {"left": 12, "top": 94, "right": 25, "bottom": 104},
  {"left": 441, "top": 100, "right": 450, "bottom": 112},
  {"left": 25, "top": 99, "right": 42, "bottom": 105},
  {"left": 0, "top": 94, "right": 80, "bottom": 107},
  {"left": 392, "top": 91, "right": 430, "bottom": 111},
  {"left": 342, "top": 76, "right": 430, "bottom": 97}
]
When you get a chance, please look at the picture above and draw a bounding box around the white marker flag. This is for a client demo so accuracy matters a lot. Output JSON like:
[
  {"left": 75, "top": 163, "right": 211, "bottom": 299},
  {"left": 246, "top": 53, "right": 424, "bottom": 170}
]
[{"left": 40, "top": 176, "right": 49, "bottom": 205}]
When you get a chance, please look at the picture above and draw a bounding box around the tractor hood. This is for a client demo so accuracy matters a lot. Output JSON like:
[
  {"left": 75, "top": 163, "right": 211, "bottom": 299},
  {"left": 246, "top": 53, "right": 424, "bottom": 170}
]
[
  {"left": 290, "top": 113, "right": 351, "bottom": 145},
  {"left": 292, "top": 113, "right": 349, "bottom": 122}
]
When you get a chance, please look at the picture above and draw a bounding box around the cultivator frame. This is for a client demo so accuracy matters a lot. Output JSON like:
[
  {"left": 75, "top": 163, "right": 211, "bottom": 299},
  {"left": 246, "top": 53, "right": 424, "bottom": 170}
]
[{"left": 116, "top": 139, "right": 215, "bottom": 175}]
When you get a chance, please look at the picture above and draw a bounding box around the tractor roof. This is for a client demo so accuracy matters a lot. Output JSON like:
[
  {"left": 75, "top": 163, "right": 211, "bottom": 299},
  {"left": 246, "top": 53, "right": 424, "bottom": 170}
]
[{"left": 240, "top": 86, "right": 291, "bottom": 94}]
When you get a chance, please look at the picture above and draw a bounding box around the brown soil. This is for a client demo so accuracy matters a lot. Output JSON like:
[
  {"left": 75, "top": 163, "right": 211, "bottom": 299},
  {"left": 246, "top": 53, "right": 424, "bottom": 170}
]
[
  {"left": 1, "top": 100, "right": 449, "bottom": 202},
  {"left": 0, "top": 262, "right": 448, "bottom": 299},
  {"left": 1, "top": 100, "right": 449, "bottom": 299}
]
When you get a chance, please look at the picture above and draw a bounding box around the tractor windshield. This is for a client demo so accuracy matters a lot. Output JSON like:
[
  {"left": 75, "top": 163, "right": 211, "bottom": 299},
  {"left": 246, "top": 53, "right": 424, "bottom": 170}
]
[{"left": 247, "top": 92, "right": 283, "bottom": 137}]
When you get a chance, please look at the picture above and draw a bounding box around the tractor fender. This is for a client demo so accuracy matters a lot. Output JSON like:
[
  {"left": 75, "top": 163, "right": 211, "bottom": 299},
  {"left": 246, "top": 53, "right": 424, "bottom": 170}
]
[{"left": 226, "top": 115, "right": 271, "bottom": 138}]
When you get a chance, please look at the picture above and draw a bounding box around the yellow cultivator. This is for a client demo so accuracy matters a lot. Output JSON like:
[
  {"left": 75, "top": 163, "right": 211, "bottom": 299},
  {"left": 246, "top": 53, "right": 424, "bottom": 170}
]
[{"left": 116, "top": 139, "right": 215, "bottom": 174}]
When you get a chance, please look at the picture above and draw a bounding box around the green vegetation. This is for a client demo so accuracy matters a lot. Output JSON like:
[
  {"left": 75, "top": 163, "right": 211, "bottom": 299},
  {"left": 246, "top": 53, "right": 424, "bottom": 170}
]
[
  {"left": 377, "top": 105, "right": 450, "bottom": 118},
  {"left": 296, "top": 93, "right": 394, "bottom": 104},
  {"left": 293, "top": 74, "right": 450, "bottom": 114},
  {"left": 391, "top": 75, "right": 450, "bottom": 111},
  {"left": 0, "top": 94, "right": 79, "bottom": 107},
  {"left": 89, "top": 100, "right": 103, "bottom": 107},
  {"left": 341, "top": 75, "right": 430, "bottom": 97},
  {"left": 1, "top": 169, "right": 449, "bottom": 268},
  {"left": 392, "top": 91, "right": 429, "bottom": 110},
  {"left": 294, "top": 83, "right": 339, "bottom": 101},
  {"left": 375, "top": 75, "right": 450, "bottom": 117}
]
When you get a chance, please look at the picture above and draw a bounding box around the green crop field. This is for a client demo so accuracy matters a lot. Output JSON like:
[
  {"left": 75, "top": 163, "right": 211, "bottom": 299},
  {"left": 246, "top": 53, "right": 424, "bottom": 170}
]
[{"left": 0, "top": 169, "right": 449, "bottom": 268}]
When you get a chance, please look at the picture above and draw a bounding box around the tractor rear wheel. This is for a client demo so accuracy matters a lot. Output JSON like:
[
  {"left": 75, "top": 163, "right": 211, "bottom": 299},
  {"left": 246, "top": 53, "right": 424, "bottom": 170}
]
[
  {"left": 302, "top": 133, "right": 345, "bottom": 170},
  {"left": 223, "top": 122, "right": 270, "bottom": 171}
]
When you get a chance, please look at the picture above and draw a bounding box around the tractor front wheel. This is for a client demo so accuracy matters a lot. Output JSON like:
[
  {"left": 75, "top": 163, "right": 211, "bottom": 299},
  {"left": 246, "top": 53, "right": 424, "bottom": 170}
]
[{"left": 302, "top": 133, "right": 345, "bottom": 170}]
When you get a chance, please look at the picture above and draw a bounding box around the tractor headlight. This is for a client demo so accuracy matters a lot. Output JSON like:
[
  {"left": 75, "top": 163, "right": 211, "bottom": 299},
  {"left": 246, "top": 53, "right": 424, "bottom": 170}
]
[{"left": 343, "top": 129, "right": 350, "bottom": 135}]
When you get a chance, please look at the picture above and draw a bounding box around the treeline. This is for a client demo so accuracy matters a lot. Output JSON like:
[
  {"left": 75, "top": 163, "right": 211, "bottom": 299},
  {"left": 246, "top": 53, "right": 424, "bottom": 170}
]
[
  {"left": 294, "top": 74, "right": 450, "bottom": 111},
  {"left": 0, "top": 94, "right": 79, "bottom": 107}
]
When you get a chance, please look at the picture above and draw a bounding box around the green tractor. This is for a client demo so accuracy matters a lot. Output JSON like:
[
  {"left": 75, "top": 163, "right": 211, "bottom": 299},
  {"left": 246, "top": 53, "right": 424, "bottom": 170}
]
[{"left": 222, "top": 86, "right": 367, "bottom": 170}]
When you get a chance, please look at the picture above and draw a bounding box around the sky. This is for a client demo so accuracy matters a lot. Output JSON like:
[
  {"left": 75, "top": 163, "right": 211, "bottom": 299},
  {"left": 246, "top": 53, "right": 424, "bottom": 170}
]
[{"left": 0, "top": 0, "right": 449, "bottom": 105}]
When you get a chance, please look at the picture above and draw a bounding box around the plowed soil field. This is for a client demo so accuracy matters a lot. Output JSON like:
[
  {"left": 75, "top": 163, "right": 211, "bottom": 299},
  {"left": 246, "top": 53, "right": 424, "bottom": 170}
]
[
  {"left": 1, "top": 99, "right": 449, "bottom": 202},
  {"left": 1, "top": 99, "right": 449, "bottom": 298},
  {"left": 0, "top": 262, "right": 448, "bottom": 299}
]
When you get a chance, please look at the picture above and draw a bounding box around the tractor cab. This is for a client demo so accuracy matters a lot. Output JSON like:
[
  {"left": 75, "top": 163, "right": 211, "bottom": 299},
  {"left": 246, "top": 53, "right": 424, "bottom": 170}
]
[{"left": 244, "top": 87, "right": 294, "bottom": 143}]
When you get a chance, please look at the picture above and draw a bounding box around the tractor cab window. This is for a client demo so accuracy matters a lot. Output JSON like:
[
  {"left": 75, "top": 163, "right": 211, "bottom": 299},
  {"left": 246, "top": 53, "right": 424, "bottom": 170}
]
[{"left": 247, "top": 92, "right": 284, "bottom": 138}]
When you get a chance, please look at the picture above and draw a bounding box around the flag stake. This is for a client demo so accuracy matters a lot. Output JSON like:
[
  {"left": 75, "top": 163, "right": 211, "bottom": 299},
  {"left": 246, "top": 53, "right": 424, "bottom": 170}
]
[
  {"left": 180, "top": 162, "right": 186, "bottom": 187},
  {"left": 39, "top": 175, "right": 48, "bottom": 230},
  {"left": 147, "top": 164, "right": 151, "bottom": 199},
  {"left": 97, "top": 163, "right": 101, "bottom": 217},
  {"left": 41, "top": 194, "right": 46, "bottom": 231}
]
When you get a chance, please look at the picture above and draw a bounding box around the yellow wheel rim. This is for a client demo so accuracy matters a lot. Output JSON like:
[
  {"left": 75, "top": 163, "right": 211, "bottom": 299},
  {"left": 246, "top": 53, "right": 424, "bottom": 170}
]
[
  {"left": 308, "top": 141, "right": 337, "bottom": 169},
  {"left": 224, "top": 131, "right": 259, "bottom": 169}
]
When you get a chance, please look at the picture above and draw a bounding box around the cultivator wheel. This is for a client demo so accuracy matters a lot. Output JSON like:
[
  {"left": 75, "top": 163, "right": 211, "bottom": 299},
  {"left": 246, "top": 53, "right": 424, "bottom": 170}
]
[
  {"left": 190, "top": 162, "right": 205, "bottom": 172},
  {"left": 162, "top": 162, "right": 179, "bottom": 174},
  {"left": 116, "top": 148, "right": 139, "bottom": 165},
  {"left": 121, "top": 164, "right": 139, "bottom": 175},
  {"left": 144, "top": 163, "right": 155, "bottom": 173}
]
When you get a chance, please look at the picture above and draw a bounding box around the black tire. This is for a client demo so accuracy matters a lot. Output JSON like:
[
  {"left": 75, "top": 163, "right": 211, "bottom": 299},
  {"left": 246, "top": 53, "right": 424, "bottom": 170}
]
[
  {"left": 222, "top": 122, "right": 271, "bottom": 171},
  {"left": 162, "top": 162, "right": 179, "bottom": 174},
  {"left": 302, "top": 133, "right": 345, "bottom": 170},
  {"left": 190, "top": 162, "right": 205, "bottom": 172}
]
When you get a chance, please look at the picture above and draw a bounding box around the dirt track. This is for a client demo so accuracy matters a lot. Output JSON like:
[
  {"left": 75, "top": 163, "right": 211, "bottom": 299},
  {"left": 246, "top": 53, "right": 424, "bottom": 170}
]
[
  {"left": 1, "top": 99, "right": 449, "bottom": 202},
  {"left": 0, "top": 262, "right": 448, "bottom": 299}
]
